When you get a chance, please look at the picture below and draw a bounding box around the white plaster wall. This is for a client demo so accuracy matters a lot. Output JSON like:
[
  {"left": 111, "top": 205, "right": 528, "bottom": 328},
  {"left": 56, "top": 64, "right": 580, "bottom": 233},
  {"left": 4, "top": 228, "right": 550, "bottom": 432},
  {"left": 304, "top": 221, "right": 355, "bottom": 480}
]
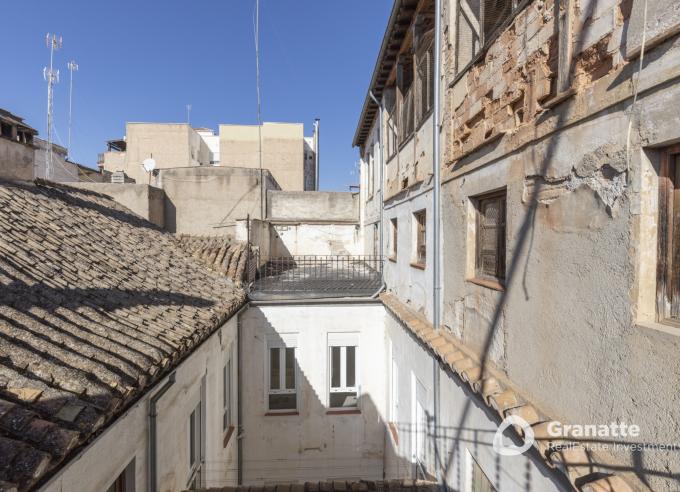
[
  {"left": 240, "top": 304, "right": 387, "bottom": 484},
  {"left": 270, "top": 223, "right": 361, "bottom": 256},
  {"left": 40, "top": 318, "right": 239, "bottom": 492},
  {"left": 383, "top": 191, "right": 433, "bottom": 320},
  {"left": 384, "top": 312, "right": 568, "bottom": 491}
]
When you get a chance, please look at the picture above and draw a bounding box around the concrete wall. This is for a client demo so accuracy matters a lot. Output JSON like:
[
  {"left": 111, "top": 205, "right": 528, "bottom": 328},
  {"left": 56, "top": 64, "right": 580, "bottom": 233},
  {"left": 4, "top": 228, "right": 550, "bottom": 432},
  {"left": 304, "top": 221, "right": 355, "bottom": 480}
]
[
  {"left": 240, "top": 303, "right": 387, "bottom": 483},
  {"left": 69, "top": 183, "right": 166, "bottom": 228},
  {"left": 267, "top": 191, "right": 359, "bottom": 222},
  {"left": 41, "top": 317, "right": 239, "bottom": 492},
  {"left": 219, "top": 123, "right": 305, "bottom": 191},
  {"left": 101, "top": 123, "right": 210, "bottom": 184},
  {"left": 0, "top": 137, "right": 34, "bottom": 181},
  {"left": 158, "top": 166, "right": 279, "bottom": 235}
]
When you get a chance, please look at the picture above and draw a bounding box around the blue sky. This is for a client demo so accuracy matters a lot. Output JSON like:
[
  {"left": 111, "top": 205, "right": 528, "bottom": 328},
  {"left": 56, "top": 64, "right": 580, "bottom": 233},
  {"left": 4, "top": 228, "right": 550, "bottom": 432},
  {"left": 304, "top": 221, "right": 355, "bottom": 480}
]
[{"left": 1, "top": 1, "right": 391, "bottom": 191}]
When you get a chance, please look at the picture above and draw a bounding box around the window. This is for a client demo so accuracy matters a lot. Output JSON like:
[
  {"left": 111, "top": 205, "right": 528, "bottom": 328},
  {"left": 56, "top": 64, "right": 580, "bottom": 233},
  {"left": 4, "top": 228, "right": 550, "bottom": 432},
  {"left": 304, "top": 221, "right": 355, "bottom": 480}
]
[
  {"left": 390, "top": 218, "right": 398, "bottom": 259},
  {"left": 223, "top": 356, "right": 232, "bottom": 431},
  {"left": 413, "top": 210, "right": 427, "bottom": 267},
  {"left": 373, "top": 223, "right": 379, "bottom": 257},
  {"left": 475, "top": 191, "right": 506, "bottom": 283},
  {"left": 106, "top": 458, "right": 135, "bottom": 492},
  {"left": 455, "top": 0, "right": 513, "bottom": 75},
  {"left": 415, "top": 32, "right": 435, "bottom": 126},
  {"left": 411, "top": 374, "right": 428, "bottom": 477},
  {"left": 328, "top": 333, "right": 359, "bottom": 409},
  {"left": 267, "top": 336, "right": 297, "bottom": 411},
  {"left": 188, "top": 402, "right": 202, "bottom": 489},
  {"left": 398, "top": 55, "right": 415, "bottom": 143},
  {"left": 367, "top": 151, "right": 374, "bottom": 199},
  {"left": 657, "top": 146, "right": 680, "bottom": 322},
  {"left": 390, "top": 355, "right": 399, "bottom": 421},
  {"left": 467, "top": 452, "right": 496, "bottom": 492}
]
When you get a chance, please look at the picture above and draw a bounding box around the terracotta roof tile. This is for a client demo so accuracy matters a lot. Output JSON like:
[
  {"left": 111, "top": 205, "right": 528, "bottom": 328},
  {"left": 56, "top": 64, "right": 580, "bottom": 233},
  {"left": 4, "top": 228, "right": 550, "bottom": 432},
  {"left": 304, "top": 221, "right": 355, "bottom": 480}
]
[
  {"left": 0, "top": 179, "right": 246, "bottom": 490},
  {"left": 379, "top": 292, "right": 634, "bottom": 492}
]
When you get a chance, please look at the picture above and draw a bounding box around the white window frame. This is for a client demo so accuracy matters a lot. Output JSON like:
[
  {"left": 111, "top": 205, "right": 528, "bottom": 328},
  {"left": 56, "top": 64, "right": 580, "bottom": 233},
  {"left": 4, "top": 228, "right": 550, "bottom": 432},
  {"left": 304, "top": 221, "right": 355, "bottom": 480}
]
[
  {"left": 390, "top": 342, "right": 399, "bottom": 422},
  {"left": 266, "top": 333, "right": 298, "bottom": 413},
  {"left": 411, "top": 372, "right": 428, "bottom": 475},
  {"left": 187, "top": 401, "right": 202, "bottom": 488},
  {"left": 328, "top": 332, "right": 360, "bottom": 409},
  {"left": 223, "top": 346, "right": 233, "bottom": 431}
]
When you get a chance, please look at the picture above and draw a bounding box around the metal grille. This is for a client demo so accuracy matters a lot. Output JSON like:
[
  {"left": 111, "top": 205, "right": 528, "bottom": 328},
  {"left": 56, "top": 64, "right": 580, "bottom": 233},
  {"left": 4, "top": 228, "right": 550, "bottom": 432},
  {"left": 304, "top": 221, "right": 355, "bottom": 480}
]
[{"left": 249, "top": 255, "right": 384, "bottom": 300}]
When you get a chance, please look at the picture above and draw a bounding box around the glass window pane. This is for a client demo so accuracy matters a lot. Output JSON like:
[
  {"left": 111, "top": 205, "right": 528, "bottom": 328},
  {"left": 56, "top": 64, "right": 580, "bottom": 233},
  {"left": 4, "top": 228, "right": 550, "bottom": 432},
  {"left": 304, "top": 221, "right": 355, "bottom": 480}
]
[
  {"left": 346, "top": 346, "right": 356, "bottom": 388},
  {"left": 285, "top": 348, "right": 295, "bottom": 389},
  {"left": 189, "top": 410, "right": 196, "bottom": 466},
  {"left": 331, "top": 346, "right": 341, "bottom": 388},
  {"left": 269, "top": 393, "right": 296, "bottom": 410},
  {"left": 270, "top": 348, "right": 280, "bottom": 390},
  {"left": 330, "top": 391, "right": 358, "bottom": 408}
]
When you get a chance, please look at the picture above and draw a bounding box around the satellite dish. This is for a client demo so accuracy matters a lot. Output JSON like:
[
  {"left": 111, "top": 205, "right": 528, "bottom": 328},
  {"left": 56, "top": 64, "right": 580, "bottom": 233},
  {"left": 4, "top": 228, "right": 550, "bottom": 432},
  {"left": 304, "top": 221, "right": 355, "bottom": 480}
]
[{"left": 142, "top": 158, "right": 156, "bottom": 172}]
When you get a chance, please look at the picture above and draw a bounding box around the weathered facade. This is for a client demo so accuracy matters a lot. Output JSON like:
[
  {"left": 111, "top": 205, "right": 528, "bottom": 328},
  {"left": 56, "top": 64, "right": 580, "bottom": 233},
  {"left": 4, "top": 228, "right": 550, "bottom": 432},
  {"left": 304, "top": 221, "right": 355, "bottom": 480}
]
[
  {"left": 355, "top": 0, "right": 680, "bottom": 490},
  {"left": 0, "top": 109, "right": 37, "bottom": 182}
]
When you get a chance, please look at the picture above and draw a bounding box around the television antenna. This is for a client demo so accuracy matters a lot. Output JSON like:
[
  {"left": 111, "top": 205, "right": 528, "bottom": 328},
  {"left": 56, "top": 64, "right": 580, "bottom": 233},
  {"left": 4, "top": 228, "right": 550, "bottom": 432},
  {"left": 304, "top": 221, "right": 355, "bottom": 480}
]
[
  {"left": 44, "top": 33, "right": 62, "bottom": 179},
  {"left": 67, "top": 60, "right": 78, "bottom": 159}
]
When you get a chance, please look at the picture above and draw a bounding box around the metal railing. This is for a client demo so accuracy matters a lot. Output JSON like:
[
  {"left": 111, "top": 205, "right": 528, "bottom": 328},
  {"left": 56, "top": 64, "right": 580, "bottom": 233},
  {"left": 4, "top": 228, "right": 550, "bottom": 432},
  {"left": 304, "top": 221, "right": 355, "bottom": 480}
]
[{"left": 249, "top": 255, "right": 384, "bottom": 300}]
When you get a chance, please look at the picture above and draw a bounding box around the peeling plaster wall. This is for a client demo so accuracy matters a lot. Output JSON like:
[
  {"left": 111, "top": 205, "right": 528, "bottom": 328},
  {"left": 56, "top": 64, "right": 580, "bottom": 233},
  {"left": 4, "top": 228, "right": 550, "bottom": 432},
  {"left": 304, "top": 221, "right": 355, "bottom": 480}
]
[{"left": 437, "top": 0, "right": 680, "bottom": 487}]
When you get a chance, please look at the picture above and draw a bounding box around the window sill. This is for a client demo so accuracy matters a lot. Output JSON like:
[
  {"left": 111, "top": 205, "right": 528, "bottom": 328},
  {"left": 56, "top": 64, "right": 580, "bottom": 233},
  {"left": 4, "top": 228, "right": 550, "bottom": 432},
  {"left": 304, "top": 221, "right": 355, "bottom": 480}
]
[
  {"left": 222, "top": 425, "right": 235, "bottom": 448},
  {"left": 398, "top": 133, "right": 415, "bottom": 151},
  {"left": 326, "top": 409, "right": 361, "bottom": 415},
  {"left": 636, "top": 319, "right": 680, "bottom": 338},
  {"left": 388, "top": 256, "right": 397, "bottom": 263},
  {"left": 410, "top": 262, "right": 426, "bottom": 270},
  {"left": 467, "top": 277, "right": 505, "bottom": 292},
  {"left": 265, "top": 411, "right": 299, "bottom": 417}
]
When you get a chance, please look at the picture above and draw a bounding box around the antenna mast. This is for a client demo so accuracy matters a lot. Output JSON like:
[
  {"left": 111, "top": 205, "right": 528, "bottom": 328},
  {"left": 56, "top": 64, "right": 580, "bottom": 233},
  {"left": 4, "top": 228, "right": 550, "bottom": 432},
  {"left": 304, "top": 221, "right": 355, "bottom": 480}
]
[
  {"left": 44, "top": 33, "right": 62, "bottom": 180},
  {"left": 255, "top": 0, "right": 264, "bottom": 217},
  {"left": 186, "top": 104, "right": 192, "bottom": 125},
  {"left": 67, "top": 60, "right": 78, "bottom": 159}
]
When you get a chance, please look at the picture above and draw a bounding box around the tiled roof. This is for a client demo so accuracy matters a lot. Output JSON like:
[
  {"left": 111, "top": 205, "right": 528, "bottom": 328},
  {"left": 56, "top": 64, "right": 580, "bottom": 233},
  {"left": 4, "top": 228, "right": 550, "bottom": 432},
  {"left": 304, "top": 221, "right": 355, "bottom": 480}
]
[
  {"left": 190, "top": 479, "right": 437, "bottom": 492},
  {"left": 178, "top": 235, "right": 250, "bottom": 284},
  {"left": 380, "top": 293, "right": 634, "bottom": 492},
  {"left": 0, "top": 179, "right": 246, "bottom": 491}
]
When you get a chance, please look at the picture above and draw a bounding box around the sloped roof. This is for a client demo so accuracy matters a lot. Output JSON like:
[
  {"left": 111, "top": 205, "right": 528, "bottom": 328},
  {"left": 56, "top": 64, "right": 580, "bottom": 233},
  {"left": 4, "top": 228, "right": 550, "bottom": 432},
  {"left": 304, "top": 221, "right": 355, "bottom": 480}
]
[
  {"left": 380, "top": 293, "right": 634, "bottom": 492},
  {"left": 0, "top": 179, "right": 246, "bottom": 490}
]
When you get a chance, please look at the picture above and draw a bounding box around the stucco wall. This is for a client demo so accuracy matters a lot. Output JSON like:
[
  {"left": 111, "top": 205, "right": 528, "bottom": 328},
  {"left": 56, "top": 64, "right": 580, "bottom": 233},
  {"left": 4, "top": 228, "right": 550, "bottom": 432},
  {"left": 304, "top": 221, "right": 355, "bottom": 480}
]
[
  {"left": 269, "top": 223, "right": 360, "bottom": 256},
  {"left": 69, "top": 183, "right": 166, "bottom": 228},
  {"left": 219, "top": 123, "right": 305, "bottom": 191},
  {"left": 0, "top": 137, "right": 34, "bottom": 181},
  {"left": 240, "top": 303, "right": 387, "bottom": 483},
  {"left": 158, "top": 166, "right": 279, "bottom": 235},
  {"left": 41, "top": 317, "right": 239, "bottom": 492},
  {"left": 267, "top": 191, "right": 359, "bottom": 223},
  {"left": 384, "top": 312, "right": 567, "bottom": 491}
]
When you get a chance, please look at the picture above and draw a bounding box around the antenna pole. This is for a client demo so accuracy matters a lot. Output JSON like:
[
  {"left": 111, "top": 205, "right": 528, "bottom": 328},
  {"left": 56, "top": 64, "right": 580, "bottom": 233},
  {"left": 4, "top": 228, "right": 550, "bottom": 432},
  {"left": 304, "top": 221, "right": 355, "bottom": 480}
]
[
  {"left": 186, "top": 104, "right": 192, "bottom": 125},
  {"left": 255, "top": 0, "right": 264, "bottom": 218},
  {"left": 67, "top": 60, "right": 78, "bottom": 159},
  {"left": 44, "top": 33, "right": 62, "bottom": 180}
]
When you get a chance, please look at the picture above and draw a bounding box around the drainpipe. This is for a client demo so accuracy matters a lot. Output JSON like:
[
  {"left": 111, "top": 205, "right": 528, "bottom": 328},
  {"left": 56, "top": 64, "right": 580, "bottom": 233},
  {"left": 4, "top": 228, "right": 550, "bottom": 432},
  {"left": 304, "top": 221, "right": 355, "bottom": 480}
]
[
  {"left": 368, "top": 91, "right": 384, "bottom": 270},
  {"left": 148, "top": 371, "right": 176, "bottom": 492},
  {"left": 314, "top": 119, "right": 320, "bottom": 191},
  {"left": 432, "top": 0, "right": 443, "bottom": 489}
]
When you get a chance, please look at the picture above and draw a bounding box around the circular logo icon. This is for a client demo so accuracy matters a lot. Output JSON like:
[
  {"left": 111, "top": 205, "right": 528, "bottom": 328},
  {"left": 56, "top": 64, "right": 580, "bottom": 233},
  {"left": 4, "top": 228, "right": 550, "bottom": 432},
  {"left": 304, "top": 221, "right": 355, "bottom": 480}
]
[{"left": 492, "top": 415, "right": 535, "bottom": 456}]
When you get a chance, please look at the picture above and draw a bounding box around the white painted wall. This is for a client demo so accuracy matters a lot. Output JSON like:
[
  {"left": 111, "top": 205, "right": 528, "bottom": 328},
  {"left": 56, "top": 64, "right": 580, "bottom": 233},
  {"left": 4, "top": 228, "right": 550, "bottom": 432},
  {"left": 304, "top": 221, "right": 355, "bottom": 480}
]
[
  {"left": 270, "top": 223, "right": 361, "bottom": 256},
  {"left": 384, "top": 312, "right": 568, "bottom": 491},
  {"left": 40, "top": 317, "right": 239, "bottom": 492},
  {"left": 240, "top": 303, "right": 387, "bottom": 484}
]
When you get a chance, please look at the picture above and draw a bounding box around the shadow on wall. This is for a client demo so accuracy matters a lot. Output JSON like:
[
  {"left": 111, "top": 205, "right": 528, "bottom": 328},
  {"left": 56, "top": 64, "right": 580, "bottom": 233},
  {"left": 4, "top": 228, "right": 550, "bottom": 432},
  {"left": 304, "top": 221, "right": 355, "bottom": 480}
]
[
  {"left": 239, "top": 315, "right": 390, "bottom": 484},
  {"left": 441, "top": 1, "right": 680, "bottom": 490}
]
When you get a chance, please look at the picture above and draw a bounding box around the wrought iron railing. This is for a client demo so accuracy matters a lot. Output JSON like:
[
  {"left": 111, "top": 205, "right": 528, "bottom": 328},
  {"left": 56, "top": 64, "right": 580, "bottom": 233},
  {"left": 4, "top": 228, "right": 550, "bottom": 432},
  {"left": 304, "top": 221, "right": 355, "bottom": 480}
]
[{"left": 249, "top": 255, "right": 384, "bottom": 299}]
